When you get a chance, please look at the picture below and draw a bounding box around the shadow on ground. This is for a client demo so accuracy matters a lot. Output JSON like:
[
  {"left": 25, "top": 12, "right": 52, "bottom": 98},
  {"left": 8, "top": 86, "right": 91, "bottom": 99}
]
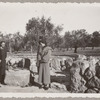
[
  {"left": 51, "top": 70, "right": 71, "bottom": 91},
  {"left": 29, "top": 69, "right": 71, "bottom": 92}
]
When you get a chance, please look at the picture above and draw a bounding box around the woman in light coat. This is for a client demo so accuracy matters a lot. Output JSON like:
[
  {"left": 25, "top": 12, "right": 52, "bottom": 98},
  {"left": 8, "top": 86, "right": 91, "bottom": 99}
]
[{"left": 38, "top": 40, "right": 52, "bottom": 90}]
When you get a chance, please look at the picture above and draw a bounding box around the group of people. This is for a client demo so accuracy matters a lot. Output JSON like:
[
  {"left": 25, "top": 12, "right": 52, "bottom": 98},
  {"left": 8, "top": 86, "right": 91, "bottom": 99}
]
[{"left": 0, "top": 36, "right": 52, "bottom": 90}]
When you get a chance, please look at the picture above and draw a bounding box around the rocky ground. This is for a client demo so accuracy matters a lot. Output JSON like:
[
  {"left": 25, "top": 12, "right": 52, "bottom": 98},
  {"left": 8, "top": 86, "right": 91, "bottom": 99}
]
[
  {"left": 1, "top": 55, "right": 71, "bottom": 93},
  {"left": 0, "top": 69, "right": 70, "bottom": 93},
  {"left": 2, "top": 54, "right": 100, "bottom": 93}
]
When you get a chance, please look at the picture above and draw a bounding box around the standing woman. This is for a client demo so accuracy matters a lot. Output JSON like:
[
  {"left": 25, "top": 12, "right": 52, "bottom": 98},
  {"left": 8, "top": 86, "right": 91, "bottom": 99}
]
[
  {"left": 38, "top": 39, "right": 52, "bottom": 90},
  {"left": 0, "top": 41, "right": 7, "bottom": 86}
]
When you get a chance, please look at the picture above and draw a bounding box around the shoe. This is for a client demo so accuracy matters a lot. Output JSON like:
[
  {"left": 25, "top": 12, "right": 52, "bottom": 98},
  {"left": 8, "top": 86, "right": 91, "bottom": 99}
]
[
  {"left": 1, "top": 82, "right": 7, "bottom": 85},
  {"left": 39, "top": 85, "right": 44, "bottom": 89},
  {"left": 0, "top": 83, "right": 2, "bottom": 87},
  {"left": 44, "top": 85, "right": 49, "bottom": 90},
  {"left": 44, "top": 86, "right": 49, "bottom": 90},
  {"left": 49, "top": 84, "right": 51, "bottom": 88}
]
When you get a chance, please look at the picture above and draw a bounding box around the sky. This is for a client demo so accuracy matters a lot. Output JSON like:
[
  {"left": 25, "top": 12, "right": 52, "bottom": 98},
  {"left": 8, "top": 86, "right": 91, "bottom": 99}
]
[{"left": 0, "top": 3, "right": 100, "bottom": 36}]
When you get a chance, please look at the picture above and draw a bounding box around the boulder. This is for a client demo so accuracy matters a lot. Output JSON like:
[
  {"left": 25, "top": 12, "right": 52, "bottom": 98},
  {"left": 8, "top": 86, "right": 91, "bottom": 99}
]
[
  {"left": 51, "top": 82, "right": 67, "bottom": 91},
  {"left": 70, "top": 73, "right": 87, "bottom": 93},
  {"left": 30, "top": 58, "right": 37, "bottom": 73},
  {"left": 84, "top": 58, "right": 97, "bottom": 81},
  {"left": 60, "top": 57, "right": 66, "bottom": 71},
  {"left": 23, "top": 58, "right": 31, "bottom": 70},
  {"left": 60, "top": 57, "right": 73, "bottom": 70},
  {"left": 70, "top": 62, "right": 86, "bottom": 93},
  {"left": 78, "top": 84, "right": 87, "bottom": 93},
  {"left": 80, "top": 60, "right": 89, "bottom": 76},
  {"left": 71, "top": 60, "right": 82, "bottom": 68},
  {"left": 6, "top": 56, "right": 32, "bottom": 70},
  {"left": 85, "top": 88, "right": 98, "bottom": 93},
  {"left": 84, "top": 67, "right": 95, "bottom": 81},
  {"left": 86, "top": 76, "right": 100, "bottom": 89},
  {"left": 88, "top": 56, "right": 99, "bottom": 72},
  {"left": 75, "top": 54, "right": 87, "bottom": 60},
  {"left": 95, "top": 61, "right": 100, "bottom": 78},
  {"left": 6, "top": 56, "right": 12, "bottom": 63},
  {"left": 50, "top": 57, "right": 61, "bottom": 70},
  {"left": 89, "top": 60, "right": 96, "bottom": 73},
  {"left": 9, "top": 57, "right": 23, "bottom": 65},
  {"left": 60, "top": 57, "right": 66, "bottom": 66},
  {"left": 65, "top": 57, "right": 73, "bottom": 69},
  {"left": 5, "top": 69, "right": 30, "bottom": 87},
  {"left": 88, "top": 56, "right": 99, "bottom": 64},
  {"left": 50, "top": 56, "right": 73, "bottom": 71},
  {"left": 6, "top": 57, "right": 23, "bottom": 69}
]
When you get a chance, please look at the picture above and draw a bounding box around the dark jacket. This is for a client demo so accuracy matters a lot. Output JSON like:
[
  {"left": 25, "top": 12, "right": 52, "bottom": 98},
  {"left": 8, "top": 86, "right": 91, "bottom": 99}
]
[{"left": 0, "top": 47, "right": 7, "bottom": 75}]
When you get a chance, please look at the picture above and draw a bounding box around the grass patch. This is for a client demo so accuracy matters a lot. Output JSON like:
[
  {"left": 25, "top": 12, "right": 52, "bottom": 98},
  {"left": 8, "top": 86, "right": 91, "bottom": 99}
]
[{"left": 7, "top": 47, "right": 100, "bottom": 58}]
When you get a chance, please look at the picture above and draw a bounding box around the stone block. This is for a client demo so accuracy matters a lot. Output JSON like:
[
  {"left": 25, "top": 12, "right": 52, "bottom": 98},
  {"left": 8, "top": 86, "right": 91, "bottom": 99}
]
[{"left": 5, "top": 69, "right": 30, "bottom": 87}]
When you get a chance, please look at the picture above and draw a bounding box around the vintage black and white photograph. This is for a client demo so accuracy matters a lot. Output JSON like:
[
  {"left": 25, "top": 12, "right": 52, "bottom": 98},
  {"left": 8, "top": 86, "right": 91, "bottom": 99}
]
[{"left": 0, "top": 2, "right": 100, "bottom": 94}]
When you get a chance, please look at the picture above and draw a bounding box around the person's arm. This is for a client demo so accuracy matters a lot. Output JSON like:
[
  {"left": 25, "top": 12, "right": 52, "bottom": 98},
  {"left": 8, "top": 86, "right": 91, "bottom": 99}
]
[
  {"left": 42, "top": 50, "right": 48, "bottom": 57},
  {"left": 0, "top": 49, "right": 1, "bottom": 62},
  {"left": 41, "top": 49, "right": 52, "bottom": 63},
  {"left": 5, "top": 47, "right": 7, "bottom": 58}
]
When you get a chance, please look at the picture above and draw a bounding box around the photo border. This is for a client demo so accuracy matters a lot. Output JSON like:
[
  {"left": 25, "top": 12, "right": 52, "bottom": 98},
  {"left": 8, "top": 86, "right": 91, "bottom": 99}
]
[
  {"left": 0, "top": 0, "right": 100, "bottom": 99},
  {"left": 0, "top": 0, "right": 100, "bottom": 3}
]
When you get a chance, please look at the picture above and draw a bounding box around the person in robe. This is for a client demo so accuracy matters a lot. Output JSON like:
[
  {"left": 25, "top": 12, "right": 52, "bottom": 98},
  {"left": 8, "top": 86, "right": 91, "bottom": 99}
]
[
  {"left": 0, "top": 41, "right": 7, "bottom": 86},
  {"left": 38, "top": 39, "right": 52, "bottom": 90}
]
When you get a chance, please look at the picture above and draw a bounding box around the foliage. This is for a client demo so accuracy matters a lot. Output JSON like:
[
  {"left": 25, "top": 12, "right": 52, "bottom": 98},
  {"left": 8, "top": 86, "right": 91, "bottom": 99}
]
[
  {"left": 91, "top": 31, "right": 100, "bottom": 49},
  {"left": 25, "top": 16, "right": 63, "bottom": 50},
  {"left": 0, "top": 16, "right": 100, "bottom": 53},
  {"left": 63, "top": 29, "right": 89, "bottom": 53}
]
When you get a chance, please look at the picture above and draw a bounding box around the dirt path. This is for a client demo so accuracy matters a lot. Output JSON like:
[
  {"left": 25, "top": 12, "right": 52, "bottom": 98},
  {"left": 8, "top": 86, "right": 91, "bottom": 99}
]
[{"left": 0, "top": 85, "right": 66, "bottom": 93}]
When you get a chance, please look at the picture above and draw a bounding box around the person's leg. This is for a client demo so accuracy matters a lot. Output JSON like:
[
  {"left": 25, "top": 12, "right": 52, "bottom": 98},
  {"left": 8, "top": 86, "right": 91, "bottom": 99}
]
[
  {"left": 1, "top": 74, "right": 6, "bottom": 85},
  {"left": 38, "top": 64, "right": 44, "bottom": 89},
  {"left": 0, "top": 74, "right": 2, "bottom": 87},
  {"left": 43, "top": 63, "right": 51, "bottom": 90}
]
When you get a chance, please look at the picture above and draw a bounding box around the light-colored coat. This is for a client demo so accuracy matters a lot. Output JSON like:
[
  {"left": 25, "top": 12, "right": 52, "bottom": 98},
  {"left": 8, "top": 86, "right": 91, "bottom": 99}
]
[{"left": 38, "top": 46, "right": 52, "bottom": 85}]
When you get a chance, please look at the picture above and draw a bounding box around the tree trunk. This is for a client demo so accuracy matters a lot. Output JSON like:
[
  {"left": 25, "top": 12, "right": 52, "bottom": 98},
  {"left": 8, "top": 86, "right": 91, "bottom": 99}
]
[
  {"left": 37, "top": 45, "right": 40, "bottom": 74},
  {"left": 81, "top": 47, "right": 85, "bottom": 50},
  {"left": 9, "top": 43, "right": 12, "bottom": 53},
  {"left": 9, "top": 44, "right": 12, "bottom": 53},
  {"left": 92, "top": 47, "right": 94, "bottom": 50},
  {"left": 9, "top": 47, "right": 12, "bottom": 53},
  {"left": 24, "top": 45, "right": 26, "bottom": 51},
  {"left": 70, "top": 47, "right": 72, "bottom": 50},
  {"left": 74, "top": 46, "right": 77, "bottom": 53},
  {"left": 67, "top": 47, "right": 69, "bottom": 51},
  {"left": 31, "top": 45, "right": 33, "bottom": 53},
  {"left": 83, "top": 47, "right": 85, "bottom": 50}
]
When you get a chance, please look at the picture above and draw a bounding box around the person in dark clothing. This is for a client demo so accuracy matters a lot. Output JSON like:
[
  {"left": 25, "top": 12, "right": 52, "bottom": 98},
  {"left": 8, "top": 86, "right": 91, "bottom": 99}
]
[
  {"left": 36, "top": 36, "right": 43, "bottom": 74},
  {"left": 0, "top": 41, "right": 7, "bottom": 86},
  {"left": 38, "top": 39, "right": 52, "bottom": 90}
]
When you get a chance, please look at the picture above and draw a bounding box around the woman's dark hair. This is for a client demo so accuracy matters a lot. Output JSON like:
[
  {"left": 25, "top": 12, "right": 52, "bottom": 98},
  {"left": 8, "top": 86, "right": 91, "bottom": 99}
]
[
  {"left": 39, "top": 36, "right": 47, "bottom": 46},
  {"left": 40, "top": 40, "right": 47, "bottom": 46}
]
